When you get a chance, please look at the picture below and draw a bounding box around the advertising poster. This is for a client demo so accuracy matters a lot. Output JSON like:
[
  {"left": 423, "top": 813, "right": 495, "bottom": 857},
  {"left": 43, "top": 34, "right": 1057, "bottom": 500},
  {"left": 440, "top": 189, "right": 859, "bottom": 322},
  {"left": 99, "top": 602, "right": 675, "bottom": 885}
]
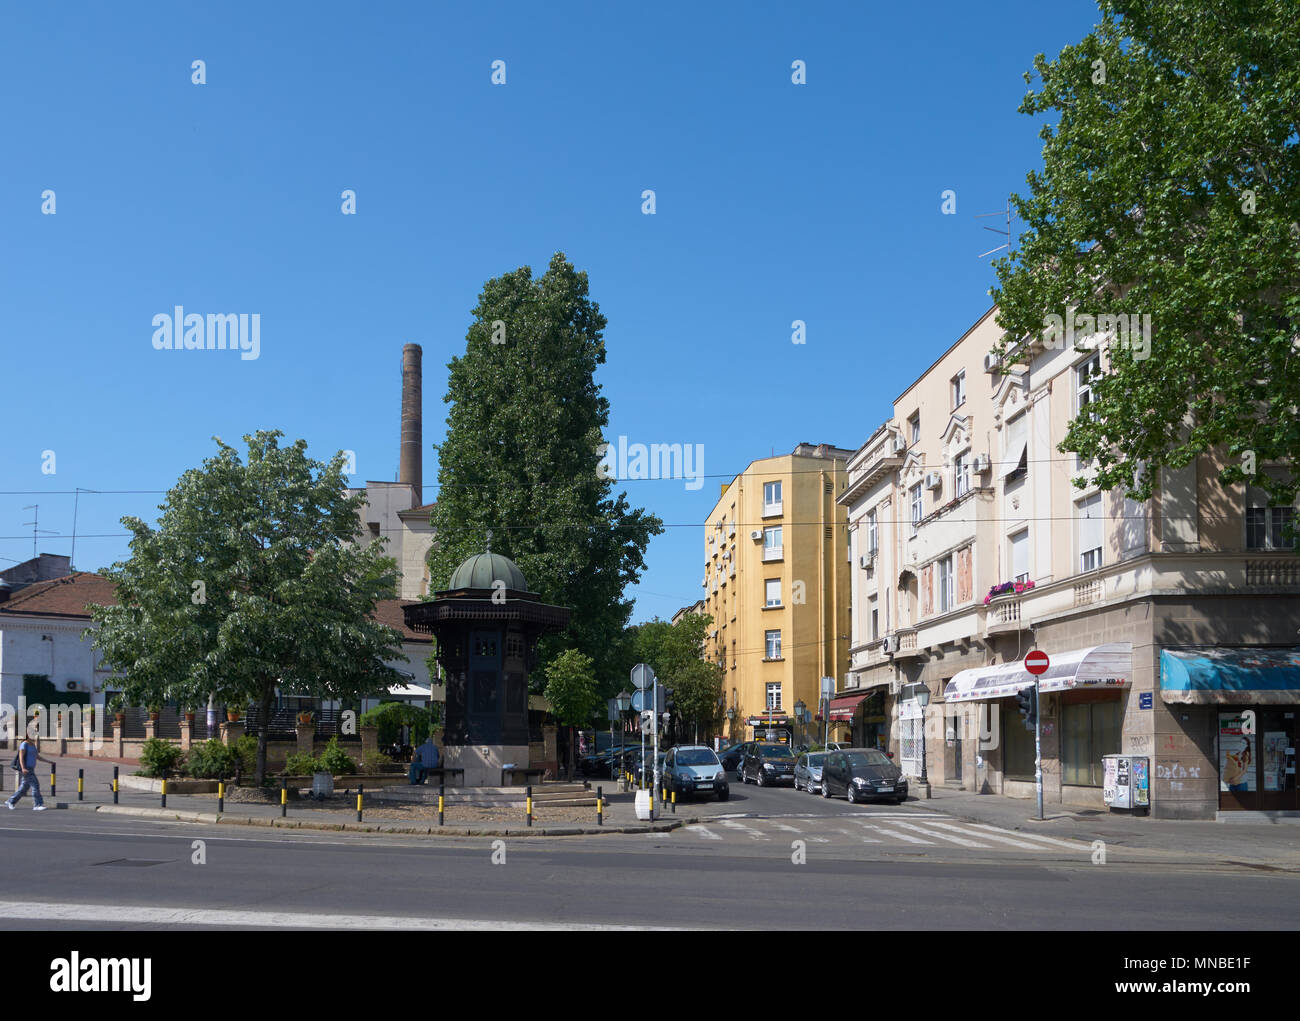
[
  {"left": 1132, "top": 758, "right": 1149, "bottom": 806},
  {"left": 1102, "top": 756, "right": 1118, "bottom": 806},
  {"left": 1263, "top": 732, "right": 1288, "bottom": 792},
  {"left": 1219, "top": 714, "right": 1255, "bottom": 793}
]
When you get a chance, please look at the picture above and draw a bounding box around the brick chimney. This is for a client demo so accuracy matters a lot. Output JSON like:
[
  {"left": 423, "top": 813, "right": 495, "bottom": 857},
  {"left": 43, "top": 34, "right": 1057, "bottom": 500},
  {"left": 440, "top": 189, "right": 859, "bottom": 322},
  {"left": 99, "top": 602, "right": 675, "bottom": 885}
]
[{"left": 400, "top": 343, "right": 422, "bottom": 501}]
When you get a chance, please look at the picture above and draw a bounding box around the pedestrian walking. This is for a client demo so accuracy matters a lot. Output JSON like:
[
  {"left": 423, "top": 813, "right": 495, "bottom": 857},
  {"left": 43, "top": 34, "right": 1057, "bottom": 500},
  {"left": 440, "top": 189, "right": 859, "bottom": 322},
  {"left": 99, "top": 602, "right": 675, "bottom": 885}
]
[{"left": 7, "top": 735, "right": 48, "bottom": 811}]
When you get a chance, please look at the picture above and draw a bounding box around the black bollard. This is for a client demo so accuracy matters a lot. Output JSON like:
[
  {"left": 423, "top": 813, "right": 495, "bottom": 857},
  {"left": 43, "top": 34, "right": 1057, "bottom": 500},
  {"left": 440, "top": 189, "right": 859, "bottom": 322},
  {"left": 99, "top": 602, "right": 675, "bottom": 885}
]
[
  {"left": 50, "top": 761, "right": 56, "bottom": 798},
  {"left": 280, "top": 777, "right": 287, "bottom": 818},
  {"left": 356, "top": 783, "right": 363, "bottom": 822},
  {"left": 438, "top": 782, "right": 445, "bottom": 826},
  {"left": 526, "top": 785, "right": 533, "bottom": 827},
  {"left": 112, "top": 765, "right": 119, "bottom": 804},
  {"left": 597, "top": 786, "right": 603, "bottom": 826},
  {"left": 217, "top": 781, "right": 224, "bottom": 814},
  {"left": 78, "top": 768, "right": 84, "bottom": 802},
  {"left": 160, "top": 771, "right": 167, "bottom": 809}
]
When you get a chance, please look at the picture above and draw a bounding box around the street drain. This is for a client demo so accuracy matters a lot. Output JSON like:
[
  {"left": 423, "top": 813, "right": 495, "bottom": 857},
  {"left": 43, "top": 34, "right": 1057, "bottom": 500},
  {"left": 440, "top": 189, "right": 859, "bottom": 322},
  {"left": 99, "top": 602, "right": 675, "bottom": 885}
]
[{"left": 91, "top": 859, "right": 171, "bottom": 867}]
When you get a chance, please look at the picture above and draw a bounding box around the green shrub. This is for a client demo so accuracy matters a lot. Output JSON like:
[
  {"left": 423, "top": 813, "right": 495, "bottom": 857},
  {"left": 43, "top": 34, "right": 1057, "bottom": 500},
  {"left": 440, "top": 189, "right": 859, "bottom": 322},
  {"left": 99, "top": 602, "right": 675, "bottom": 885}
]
[
  {"left": 233, "top": 735, "right": 258, "bottom": 775},
  {"left": 184, "top": 739, "right": 242, "bottom": 779},
  {"left": 284, "top": 752, "right": 320, "bottom": 776},
  {"left": 138, "top": 737, "right": 186, "bottom": 778},
  {"left": 359, "top": 701, "right": 431, "bottom": 747},
  {"left": 318, "top": 736, "right": 356, "bottom": 775},
  {"left": 359, "top": 749, "right": 394, "bottom": 773}
]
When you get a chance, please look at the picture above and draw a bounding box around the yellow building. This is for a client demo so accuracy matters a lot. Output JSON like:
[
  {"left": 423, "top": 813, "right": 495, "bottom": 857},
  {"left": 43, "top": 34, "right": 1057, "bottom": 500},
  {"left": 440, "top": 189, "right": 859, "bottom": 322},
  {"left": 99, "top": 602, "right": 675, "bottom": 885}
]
[{"left": 703, "top": 443, "right": 854, "bottom": 746}]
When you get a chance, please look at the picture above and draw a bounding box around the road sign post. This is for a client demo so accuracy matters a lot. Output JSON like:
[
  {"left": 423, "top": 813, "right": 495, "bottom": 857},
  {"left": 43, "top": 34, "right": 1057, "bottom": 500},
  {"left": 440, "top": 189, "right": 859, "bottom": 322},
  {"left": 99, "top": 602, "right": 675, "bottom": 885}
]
[{"left": 1025, "top": 651, "right": 1050, "bottom": 820}]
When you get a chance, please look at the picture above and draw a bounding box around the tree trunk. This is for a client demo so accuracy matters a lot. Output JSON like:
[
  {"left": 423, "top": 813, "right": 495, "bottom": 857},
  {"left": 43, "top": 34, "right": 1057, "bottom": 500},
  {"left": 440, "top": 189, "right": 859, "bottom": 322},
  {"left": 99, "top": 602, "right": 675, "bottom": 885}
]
[
  {"left": 255, "top": 683, "right": 273, "bottom": 785},
  {"left": 567, "top": 725, "right": 575, "bottom": 782}
]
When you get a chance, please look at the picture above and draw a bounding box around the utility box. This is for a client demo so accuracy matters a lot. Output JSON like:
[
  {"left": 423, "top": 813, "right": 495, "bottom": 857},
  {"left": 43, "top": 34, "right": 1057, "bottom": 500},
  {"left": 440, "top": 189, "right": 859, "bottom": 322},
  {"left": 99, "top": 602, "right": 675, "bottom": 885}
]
[
  {"left": 1102, "top": 754, "right": 1149, "bottom": 814},
  {"left": 634, "top": 789, "right": 652, "bottom": 820}
]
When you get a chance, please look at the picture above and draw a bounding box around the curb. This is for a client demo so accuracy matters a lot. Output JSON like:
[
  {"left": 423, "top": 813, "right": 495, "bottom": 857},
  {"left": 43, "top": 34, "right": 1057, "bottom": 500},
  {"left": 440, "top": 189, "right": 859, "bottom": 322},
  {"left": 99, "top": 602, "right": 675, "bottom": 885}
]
[{"left": 89, "top": 804, "right": 684, "bottom": 838}]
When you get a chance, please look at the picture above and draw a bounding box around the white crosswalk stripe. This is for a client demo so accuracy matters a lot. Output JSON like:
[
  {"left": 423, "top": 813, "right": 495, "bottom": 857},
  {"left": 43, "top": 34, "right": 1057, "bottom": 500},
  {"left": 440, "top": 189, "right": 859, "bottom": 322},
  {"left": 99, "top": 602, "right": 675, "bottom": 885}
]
[
  {"left": 718, "top": 819, "right": 769, "bottom": 840},
  {"left": 886, "top": 821, "right": 991, "bottom": 848},
  {"left": 916, "top": 820, "right": 1051, "bottom": 850},
  {"left": 860, "top": 825, "right": 936, "bottom": 845},
  {"left": 965, "top": 824, "right": 1092, "bottom": 851},
  {"left": 689, "top": 826, "right": 722, "bottom": 840}
]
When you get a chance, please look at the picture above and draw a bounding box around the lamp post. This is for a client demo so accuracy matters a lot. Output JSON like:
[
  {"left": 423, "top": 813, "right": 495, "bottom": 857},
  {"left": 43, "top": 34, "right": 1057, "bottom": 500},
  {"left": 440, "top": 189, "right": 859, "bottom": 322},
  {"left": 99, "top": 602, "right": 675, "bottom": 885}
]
[
  {"left": 913, "top": 682, "right": 932, "bottom": 799},
  {"left": 794, "top": 700, "right": 806, "bottom": 750}
]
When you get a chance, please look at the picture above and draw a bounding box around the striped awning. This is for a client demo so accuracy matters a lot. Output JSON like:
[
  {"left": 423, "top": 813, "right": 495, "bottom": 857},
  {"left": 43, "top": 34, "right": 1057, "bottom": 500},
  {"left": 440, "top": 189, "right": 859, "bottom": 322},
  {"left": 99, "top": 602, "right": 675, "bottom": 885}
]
[
  {"left": 1161, "top": 647, "right": 1300, "bottom": 705},
  {"left": 827, "top": 693, "right": 870, "bottom": 721},
  {"left": 943, "top": 642, "right": 1132, "bottom": 703}
]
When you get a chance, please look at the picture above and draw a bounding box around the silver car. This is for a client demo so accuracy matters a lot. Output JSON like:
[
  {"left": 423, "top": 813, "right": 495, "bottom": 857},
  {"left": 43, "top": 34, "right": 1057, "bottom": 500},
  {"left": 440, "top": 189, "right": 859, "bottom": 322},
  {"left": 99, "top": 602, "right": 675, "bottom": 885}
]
[{"left": 794, "top": 751, "right": 828, "bottom": 794}]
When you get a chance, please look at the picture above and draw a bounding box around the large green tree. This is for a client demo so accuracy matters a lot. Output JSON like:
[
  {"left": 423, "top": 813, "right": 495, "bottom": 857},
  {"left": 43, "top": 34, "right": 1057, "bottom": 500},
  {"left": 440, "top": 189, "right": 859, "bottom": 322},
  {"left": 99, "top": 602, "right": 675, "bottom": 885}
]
[
  {"left": 543, "top": 648, "right": 601, "bottom": 779},
  {"left": 992, "top": 0, "right": 1300, "bottom": 509},
  {"left": 624, "top": 612, "right": 723, "bottom": 741},
  {"left": 90, "top": 431, "right": 407, "bottom": 783},
  {"left": 427, "top": 253, "right": 664, "bottom": 682}
]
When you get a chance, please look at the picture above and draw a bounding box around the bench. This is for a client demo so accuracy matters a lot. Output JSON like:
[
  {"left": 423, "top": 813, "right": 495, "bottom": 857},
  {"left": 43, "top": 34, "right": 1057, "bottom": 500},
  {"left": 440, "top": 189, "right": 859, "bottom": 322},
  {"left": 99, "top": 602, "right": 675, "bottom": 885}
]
[
  {"left": 423, "top": 767, "right": 465, "bottom": 786},
  {"left": 501, "top": 767, "right": 546, "bottom": 787}
]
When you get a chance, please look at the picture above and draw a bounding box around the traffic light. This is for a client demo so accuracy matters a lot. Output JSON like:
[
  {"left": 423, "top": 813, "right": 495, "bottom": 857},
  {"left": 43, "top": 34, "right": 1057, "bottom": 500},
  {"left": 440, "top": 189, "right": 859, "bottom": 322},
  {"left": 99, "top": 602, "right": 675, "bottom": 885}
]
[{"left": 1015, "top": 686, "right": 1038, "bottom": 731}]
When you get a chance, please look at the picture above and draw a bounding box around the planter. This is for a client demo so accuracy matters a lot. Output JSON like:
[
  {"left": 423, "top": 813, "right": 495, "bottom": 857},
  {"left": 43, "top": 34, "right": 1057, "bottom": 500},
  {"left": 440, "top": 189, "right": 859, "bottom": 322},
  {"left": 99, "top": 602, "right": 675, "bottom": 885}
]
[
  {"left": 227, "top": 712, "right": 242, "bottom": 723},
  {"left": 296, "top": 713, "right": 314, "bottom": 725},
  {"left": 148, "top": 712, "right": 161, "bottom": 722},
  {"left": 113, "top": 713, "right": 125, "bottom": 726},
  {"left": 183, "top": 712, "right": 196, "bottom": 723}
]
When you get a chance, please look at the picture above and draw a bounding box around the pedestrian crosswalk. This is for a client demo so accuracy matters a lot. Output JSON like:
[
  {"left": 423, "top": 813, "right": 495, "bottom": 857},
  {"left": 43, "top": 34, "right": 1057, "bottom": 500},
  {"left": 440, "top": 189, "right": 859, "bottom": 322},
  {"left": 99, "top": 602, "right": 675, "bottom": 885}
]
[{"left": 683, "top": 812, "right": 1094, "bottom": 855}]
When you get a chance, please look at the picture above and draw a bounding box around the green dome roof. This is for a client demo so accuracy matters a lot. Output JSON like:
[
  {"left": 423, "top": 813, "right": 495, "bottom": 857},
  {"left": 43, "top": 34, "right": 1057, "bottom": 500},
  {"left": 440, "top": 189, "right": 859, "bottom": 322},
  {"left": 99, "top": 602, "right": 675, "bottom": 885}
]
[{"left": 448, "top": 552, "right": 530, "bottom": 593}]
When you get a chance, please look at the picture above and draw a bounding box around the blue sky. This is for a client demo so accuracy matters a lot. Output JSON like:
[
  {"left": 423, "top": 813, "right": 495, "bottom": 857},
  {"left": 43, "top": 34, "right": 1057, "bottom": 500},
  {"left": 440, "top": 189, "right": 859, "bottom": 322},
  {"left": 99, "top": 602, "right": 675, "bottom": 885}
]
[{"left": 0, "top": 0, "right": 1101, "bottom": 622}]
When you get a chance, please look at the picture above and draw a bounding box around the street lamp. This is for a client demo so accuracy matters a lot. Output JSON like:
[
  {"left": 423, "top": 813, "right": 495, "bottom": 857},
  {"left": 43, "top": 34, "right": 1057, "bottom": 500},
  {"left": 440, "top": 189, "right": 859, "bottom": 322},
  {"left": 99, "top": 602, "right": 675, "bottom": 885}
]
[
  {"left": 794, "top": 699, "right": 806, "bottom": 749},
  {"left": 913, "top": 682, "right": 931, "bottom": 797}
]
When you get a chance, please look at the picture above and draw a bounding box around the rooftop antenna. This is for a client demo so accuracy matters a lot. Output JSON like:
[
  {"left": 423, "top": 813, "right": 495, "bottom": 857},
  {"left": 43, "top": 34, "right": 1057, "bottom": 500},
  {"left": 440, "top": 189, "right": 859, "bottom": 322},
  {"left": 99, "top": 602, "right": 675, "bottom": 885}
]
[
  {"left": 71, "top": 488, "right": 99, "bottom": 571},
  {"left": 21, "top": 505, "right": 59, "bottom": 561},
  {"left": 976, "top": 195, "right": 1013, "bottom": 259}
]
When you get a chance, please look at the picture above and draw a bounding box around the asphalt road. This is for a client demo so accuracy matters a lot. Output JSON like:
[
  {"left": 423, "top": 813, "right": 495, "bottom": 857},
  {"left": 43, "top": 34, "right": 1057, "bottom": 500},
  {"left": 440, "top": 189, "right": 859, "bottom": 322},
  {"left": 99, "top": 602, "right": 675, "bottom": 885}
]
[{"left": 1, "top": 782, "right": 1297, "bottom": 930}]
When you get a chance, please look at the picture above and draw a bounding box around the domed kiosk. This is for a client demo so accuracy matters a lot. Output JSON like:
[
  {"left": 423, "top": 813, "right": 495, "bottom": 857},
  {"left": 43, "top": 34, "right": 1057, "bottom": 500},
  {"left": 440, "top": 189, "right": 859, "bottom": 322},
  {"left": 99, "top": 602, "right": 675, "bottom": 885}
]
[{"left": 402, "top": 544, "right": 570, "bottom": 786}]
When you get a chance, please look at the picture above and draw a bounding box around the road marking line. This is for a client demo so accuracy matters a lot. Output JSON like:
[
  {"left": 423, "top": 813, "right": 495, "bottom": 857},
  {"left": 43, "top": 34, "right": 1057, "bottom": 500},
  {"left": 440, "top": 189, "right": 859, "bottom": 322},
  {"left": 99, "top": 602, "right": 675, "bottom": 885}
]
[
  {"left": 915, "top": 821, "right": 1049, "bottom": 850},
  {"left": 772, "top": 823, "right": 802, "bottom": 833},
  {"left": 688, "top": 826, "right": 722, "bottom": 840},
  {"left": 860, "top": 825, "right": 935, "bottom": 845},
  {"left": 0, "top": 900, "right": 676, "bottom": 931},
  {"left": 966, "top": 824, "right": 1091, "bottom": 850},
  {"left": 861, "top": 838, "right": 882, "bottom": 844},
  {"left": 718, "top": 820, "right": 767, "bottom": 839},
  {"left": 887, "top": 821, "right": 991, "bottom": 848}
]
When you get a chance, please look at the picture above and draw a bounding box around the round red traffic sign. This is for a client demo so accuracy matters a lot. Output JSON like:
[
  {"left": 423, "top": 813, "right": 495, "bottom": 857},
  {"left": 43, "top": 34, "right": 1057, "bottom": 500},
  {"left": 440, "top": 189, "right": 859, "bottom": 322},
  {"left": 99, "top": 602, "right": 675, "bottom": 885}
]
[{"left": 1024, "top": 650, "right": 1050, "bottom": 675}]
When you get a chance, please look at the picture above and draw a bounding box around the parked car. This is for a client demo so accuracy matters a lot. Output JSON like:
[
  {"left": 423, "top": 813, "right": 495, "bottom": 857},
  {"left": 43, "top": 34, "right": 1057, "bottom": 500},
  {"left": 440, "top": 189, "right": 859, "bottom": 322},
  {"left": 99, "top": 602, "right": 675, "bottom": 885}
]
[
  {"left": 664, "top": 745, "right": 729, "bottom": 801},
  {"left": 740, "top": 743, "right": 797, "bottom": 787},
  {"left": 794, "top": 751, "right": 827, "bottom": 793},
  {"left": 718, "top": 742, "right": 753, "bottom": 778},
  {"left": 820, "top": 747, "right": 908, "bottom": 804}
]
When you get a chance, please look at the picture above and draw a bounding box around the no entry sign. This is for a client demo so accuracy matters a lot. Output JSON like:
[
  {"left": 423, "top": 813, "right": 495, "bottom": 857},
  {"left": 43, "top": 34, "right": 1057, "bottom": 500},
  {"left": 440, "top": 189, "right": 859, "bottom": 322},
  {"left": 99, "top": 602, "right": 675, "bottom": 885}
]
[{"left": 1024, "top": 650, "right": 1050, "bottom": 675}]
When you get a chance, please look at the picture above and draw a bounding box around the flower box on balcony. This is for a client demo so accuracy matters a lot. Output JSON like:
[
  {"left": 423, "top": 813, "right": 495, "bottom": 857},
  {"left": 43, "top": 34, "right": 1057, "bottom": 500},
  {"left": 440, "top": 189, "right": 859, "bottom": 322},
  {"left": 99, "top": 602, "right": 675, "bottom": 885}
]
[{"left": 983, "top": 580, "right": 1035, "bottom": 605}]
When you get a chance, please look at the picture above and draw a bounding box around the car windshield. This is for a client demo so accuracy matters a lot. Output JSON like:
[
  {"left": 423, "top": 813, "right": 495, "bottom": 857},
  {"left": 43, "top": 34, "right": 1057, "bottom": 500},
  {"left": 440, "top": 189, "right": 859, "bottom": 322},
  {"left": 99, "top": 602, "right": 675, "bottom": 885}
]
[
  {"left": 676, "top": 749, "right": 719, "bottom": 766},
  {"left": 806, "top": 753, "right": 826, "bottom": 766},
  {"left": 847, "top": 750, "right": 893, "bottom": 768},
  {"left": 757, "top": 745, "right": 793, "bottom": 758}
]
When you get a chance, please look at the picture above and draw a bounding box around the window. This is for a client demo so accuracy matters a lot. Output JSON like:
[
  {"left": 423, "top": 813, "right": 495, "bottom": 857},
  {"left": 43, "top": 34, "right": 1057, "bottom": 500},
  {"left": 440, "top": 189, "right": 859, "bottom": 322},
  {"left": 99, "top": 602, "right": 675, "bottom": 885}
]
[
  {"left": 1010, "top": 529, "right": 1029, "bottom": 583},
  {"left": 1000, "top": 412, "right": 1028, "bottom": 482},
  {"left": 1077, "top": 494, "right": 1103, "bottom": 572},
  {"left": 867, "top": 509, "right": 878, "bottom": 553},
  {"left": 765, "top": 578, "right": 781, "bottom": 607},
  {"left": 953, "top": 452, "right": 969, "bottom": 498},
  {"left": 951, "top": 370, "right": 966, "bottom": 409},
  {"left": 765, "top": 683, "right": 783, "bottom": 710},
  {"left": 763, "top": 526, "right": 783, "bottom": 560},
  {"left": 938, "top": 555, "right": 954, "bottom": 613},
  {"left": 909, "top": 413, "right": 921, "bottom": 446},
  {"left": 1247, "top": 506, "right": 1296, "bottom": 550},
  {"left": 1000, "top": 703, "right": 1036, "bottom": 781},
  {"left": 764, "top": 630, "right": 782, "bottom": 660},
  {"left": 1076, "top": 353, "right": 1102, "bottom": 416},
  {"left": 1060, "top": 699, "right": 1121, "bottom": 786},
  {"left": 870, "top": 597, "right": 879, "bottom": 641},
  {"left": 763, "top": 480, "right": 783, "bottom": 516},
  {"left": 910, "top": 483, "right": 923, "bottom": 526}
]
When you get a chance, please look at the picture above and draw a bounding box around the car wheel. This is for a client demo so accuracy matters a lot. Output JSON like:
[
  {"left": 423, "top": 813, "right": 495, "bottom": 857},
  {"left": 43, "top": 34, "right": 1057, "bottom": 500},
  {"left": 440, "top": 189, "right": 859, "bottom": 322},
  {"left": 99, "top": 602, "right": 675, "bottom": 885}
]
[
  {"left": 846, "top": 783, "right": 858, "bottom": 804},
  {"left": 757, "top": 770, "right": 767, "bottom": 787},
  {"left": 821, "top": 779, "right": 832, "bottom": 798},
  {"left": 895, "top": 796, "right": 906, "bottom": 805}
]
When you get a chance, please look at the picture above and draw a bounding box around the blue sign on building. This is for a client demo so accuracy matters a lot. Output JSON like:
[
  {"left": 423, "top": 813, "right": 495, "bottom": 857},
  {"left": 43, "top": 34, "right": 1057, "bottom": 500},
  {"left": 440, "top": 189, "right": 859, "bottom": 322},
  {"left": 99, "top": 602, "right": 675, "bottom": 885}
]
[{"left": 1139, "top": 692, "right": 1153, "bottom": 710}]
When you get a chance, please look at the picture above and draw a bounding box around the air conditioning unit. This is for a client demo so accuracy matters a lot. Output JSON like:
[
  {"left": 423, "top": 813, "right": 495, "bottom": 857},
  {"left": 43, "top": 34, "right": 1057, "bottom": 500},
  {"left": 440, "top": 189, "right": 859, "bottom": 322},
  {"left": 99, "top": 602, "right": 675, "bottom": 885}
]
[
  {"left": 924, "top": 471, "right": 942, "bottom": 489},
  {"left": 64, "top": 680, "right": 89, "bottom": 693},
  {"left": 859, "top": 553, "right": 876, "bottom": 570},
  {"left": 983, "top": 352, "right": 1002, "bottom": 373},
  {"left": 750, "top": 530, "right": 763, "bottom": 541},
  {"left": 882, "top": 636, "right": 899, "bottom": 654},
  {"left": 728, "top": 525, "right": 736, "bottom": 538},
  {"left": 722, "top": 550, "right": 730, "bottom": 560},
  {"left": 973, "top": 453, "right": 991, "bottom": 473},
  {"left": 891, "top": 435, "right": 907, "bottom": 454},
  {"left": 708, "top": 535, "right": 715, "bottom": 545}
]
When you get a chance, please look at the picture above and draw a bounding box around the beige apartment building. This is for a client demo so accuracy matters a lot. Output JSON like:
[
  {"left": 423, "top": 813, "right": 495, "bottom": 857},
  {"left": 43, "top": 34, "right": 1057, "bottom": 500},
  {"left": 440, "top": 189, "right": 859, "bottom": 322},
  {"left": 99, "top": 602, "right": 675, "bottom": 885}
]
[
  {"left": 838, "top": 306, "right": 1300, "bottom": 820},
  {"left": 703, "top": 443, "right": 853, "bottom": 747}
]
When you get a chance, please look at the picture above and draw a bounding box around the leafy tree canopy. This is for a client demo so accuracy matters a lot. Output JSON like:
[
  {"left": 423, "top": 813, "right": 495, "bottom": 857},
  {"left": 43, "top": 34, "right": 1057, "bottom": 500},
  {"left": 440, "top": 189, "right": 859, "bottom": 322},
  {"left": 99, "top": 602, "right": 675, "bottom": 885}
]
[
  {"left": 89, "top": 431, "right": 408, "bottom": 782},
  {"left": 427, "top": 253, "right": 664, "bottom": 682},
  {"left": 992, "top": 0, "right": 1300, "bottom": 507}
]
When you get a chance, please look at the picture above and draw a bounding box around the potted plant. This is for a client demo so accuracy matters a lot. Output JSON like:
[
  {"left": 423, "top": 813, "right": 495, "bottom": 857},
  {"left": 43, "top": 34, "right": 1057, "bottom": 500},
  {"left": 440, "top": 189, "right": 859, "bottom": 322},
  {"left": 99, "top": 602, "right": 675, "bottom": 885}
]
[
  {"left": 108, "top": 695, "right": 125, "bottom": 725},
  {"left": 147, "top": 704, "right": 162, "bottom": 722},
  {"left": 296, "top": 709, "right": 314, "bottom": 725},
  {"left": 182, "top": 705, "right": 196, "bottom": 724},
  {"left": 226, "top": 706, "right": 242, "bottom": 723}
]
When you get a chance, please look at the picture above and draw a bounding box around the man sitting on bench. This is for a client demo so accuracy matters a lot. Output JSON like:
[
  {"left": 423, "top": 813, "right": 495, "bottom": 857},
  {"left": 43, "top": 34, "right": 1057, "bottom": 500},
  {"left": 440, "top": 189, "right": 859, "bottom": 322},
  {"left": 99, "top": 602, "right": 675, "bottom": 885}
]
[{"left": 408, "top": 736, "right": 440, "bottom": 784}]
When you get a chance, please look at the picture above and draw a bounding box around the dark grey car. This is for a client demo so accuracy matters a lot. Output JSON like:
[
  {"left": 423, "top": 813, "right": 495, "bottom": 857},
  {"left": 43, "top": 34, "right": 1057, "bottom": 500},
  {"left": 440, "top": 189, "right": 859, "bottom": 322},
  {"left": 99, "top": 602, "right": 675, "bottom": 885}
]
[
  {"left": 740, "top": 743, "right": 797, "bottom": 787},
  {"left": 821, "top": 748, "right": 908, "bottom": 804}
]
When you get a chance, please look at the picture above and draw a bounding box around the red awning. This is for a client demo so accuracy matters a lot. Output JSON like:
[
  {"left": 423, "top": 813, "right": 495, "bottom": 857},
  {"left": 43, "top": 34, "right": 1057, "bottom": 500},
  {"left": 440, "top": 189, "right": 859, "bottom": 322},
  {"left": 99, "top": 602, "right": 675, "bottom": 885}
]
[{"left": 826, "top": 693, "right": 870, "bottom": 722}]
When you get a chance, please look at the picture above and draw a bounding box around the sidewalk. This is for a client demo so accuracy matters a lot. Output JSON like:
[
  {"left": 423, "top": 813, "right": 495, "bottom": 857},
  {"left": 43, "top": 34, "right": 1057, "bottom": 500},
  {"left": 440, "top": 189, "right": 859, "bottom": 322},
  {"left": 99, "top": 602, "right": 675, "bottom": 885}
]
[{"left": 8, "top": 755, "right": 682, "bottom": 838}]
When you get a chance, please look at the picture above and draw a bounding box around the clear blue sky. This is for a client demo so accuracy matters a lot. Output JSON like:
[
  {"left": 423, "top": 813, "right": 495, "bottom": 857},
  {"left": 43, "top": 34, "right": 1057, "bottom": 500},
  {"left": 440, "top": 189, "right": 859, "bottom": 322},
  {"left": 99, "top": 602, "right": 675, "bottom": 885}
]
[{"left": 0, "top": 0, "right": 1101, "bottom": 622}]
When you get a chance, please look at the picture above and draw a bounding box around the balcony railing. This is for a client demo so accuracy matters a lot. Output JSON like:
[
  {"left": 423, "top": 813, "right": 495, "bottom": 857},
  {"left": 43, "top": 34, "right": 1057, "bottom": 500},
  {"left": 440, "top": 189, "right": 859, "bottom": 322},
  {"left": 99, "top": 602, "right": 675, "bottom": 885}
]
[
  {"left": 763, "top": 501, "right": 783, "bottom": 517},
  {"left": 1247, "top": 558, "right": 1300, "bottom": 587},
  {"left": 762, "top": 546, "right": 784, "bottom": 562},
  {"left": 1074, "top": 578, "right": 1102, "bottom": 606}
]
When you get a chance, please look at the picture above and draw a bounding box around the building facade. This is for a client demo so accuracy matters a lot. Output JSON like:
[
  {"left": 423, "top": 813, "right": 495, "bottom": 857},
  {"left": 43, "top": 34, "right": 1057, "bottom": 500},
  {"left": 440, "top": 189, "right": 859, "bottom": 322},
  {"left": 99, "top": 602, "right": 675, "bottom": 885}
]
[
  {"left": 838, "top": 306, "right": 1300, "bottom": 819},
  {"left": 704, "top": 443, "right": 853, "bottom": 747}
]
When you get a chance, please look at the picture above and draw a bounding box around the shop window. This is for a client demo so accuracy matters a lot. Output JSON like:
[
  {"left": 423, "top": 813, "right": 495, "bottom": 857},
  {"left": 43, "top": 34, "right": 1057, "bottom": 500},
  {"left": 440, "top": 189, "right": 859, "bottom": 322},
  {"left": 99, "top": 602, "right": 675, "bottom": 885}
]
[
  {"left": 1000, "top": 703, "right": 1036, "bottom": 781},
  {"left": 1060, "top": 699, "right": 1121, "bottom": 786}
]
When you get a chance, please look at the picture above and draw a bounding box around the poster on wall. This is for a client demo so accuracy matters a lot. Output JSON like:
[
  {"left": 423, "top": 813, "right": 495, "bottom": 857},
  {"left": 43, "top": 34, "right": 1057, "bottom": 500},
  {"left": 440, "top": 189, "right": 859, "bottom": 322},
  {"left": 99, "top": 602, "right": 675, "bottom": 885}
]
[
  {"left": 1219, "top": 713, "right": 1255, "bottom": 793},
  {"left": 1132, "top": 757, "right": 1149, "bottom": 806},
  {"left": 1263, "top": 732, "right": 1288, "bottom": 792}
]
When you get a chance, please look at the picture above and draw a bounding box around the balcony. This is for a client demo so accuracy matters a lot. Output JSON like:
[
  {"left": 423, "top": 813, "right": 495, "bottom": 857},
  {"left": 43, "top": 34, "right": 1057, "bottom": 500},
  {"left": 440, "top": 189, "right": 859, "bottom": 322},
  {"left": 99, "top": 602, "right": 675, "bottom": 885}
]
[
  {"left": 891, "top": 627, "right": 924, "bottom": 660},
  {"left": 762, "top": 501, "right": 783, "bottom": 518},
  {"left": 984, "top": 594, "right": 1031, "bottom": 635},
  {"left": 762, "top": 546, "right": 784, "bottom": 563}
]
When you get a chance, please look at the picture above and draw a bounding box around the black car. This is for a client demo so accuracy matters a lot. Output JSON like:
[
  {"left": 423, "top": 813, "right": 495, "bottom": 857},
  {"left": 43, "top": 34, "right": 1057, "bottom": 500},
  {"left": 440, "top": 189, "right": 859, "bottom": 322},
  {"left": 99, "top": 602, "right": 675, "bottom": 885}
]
[
  {"left": 820, "top": 747, "right": 908, "bottom": 804},
  {"left": 740, "top": 743, "right": 797, "bottom": 787},
  {"left": 718, "top": 742, "right": 753, "bottom": 778}
]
